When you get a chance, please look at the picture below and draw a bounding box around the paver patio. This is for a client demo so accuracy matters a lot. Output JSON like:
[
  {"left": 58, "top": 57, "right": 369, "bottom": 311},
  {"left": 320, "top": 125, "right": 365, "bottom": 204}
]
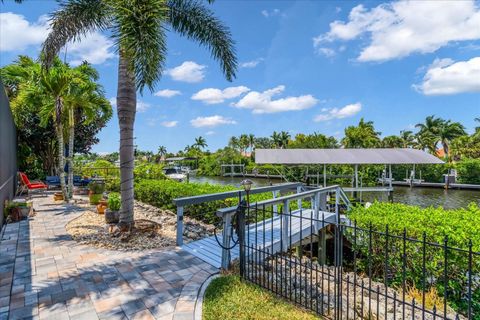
[{"left": 0, "top": 195, "right": 218, "bottom": 320}]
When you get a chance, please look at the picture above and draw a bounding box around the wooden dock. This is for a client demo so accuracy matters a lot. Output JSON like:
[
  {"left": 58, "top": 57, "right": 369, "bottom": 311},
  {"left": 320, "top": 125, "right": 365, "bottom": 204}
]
[{"left": 182, "top": 208, "right": 337, "bottom": 268}]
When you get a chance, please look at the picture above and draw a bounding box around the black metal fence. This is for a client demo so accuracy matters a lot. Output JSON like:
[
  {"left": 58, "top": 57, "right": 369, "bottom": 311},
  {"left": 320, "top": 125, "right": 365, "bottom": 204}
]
[
  {"left": 239, "top": 203, "right": 479, "bottom": 320},
  {"left": 0, "top": 82, "right": 17, "bottom": 227}
]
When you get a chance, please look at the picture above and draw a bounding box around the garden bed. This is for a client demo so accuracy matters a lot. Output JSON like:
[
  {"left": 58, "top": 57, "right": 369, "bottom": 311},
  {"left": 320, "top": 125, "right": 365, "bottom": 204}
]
[{"left": 66, "top": 198, "right": 214, "bottom": 251}]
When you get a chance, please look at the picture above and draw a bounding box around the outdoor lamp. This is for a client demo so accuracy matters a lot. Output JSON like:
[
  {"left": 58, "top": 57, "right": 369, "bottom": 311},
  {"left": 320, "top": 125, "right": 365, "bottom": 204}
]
[{"left": 240, "top": 179, "right": 253, "bottom": 206}]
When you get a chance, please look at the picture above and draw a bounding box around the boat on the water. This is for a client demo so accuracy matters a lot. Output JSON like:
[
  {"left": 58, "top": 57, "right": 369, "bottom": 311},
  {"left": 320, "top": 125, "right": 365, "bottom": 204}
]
[{"left": 163, "top": 167, "right": 187, "bottom": 182}]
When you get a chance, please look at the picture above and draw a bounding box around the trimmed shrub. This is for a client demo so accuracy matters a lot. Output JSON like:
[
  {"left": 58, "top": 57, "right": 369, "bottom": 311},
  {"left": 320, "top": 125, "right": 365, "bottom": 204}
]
[
  {"left": 456, "top": 158, "right": 480, "bottom": 184},
  {"left": 348, "top": 202, "right": 480, "bottom": 316}
]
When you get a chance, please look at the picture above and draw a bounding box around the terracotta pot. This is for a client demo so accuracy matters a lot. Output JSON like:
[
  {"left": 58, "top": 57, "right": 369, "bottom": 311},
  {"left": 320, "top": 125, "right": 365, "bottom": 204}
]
[
  {"left": 105, "top": 209, "right": 120, "bottom": 224},
  {"left": 54, "top": 192, "right": 64, "bottom": 201},
  {"left": 97, "top": 203, "right": 107, "bottom": 214}
]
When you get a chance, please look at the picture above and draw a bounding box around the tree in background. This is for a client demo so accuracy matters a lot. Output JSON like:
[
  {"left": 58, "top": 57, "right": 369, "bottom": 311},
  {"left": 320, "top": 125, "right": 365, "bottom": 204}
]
[
  {"left": 381, "top": 135, "right": 403, "bottom": 148},
  {"left": 342, "top": 118, "right": 381, "bottom": 148},
  {"left": 157, "top": 145, "right": 167, "bottom": 162},
  {"left": 43, "top": 0, "right": 237, "bottom": 228},
  {"left": 399, "top": 130, "right": 415, "bottom": 148},
  {"left": 289, "top": 132, "right": 338, "bottom": 149},
  {"left": 194, "top": 136, "right": 207, "bottom": 150}
]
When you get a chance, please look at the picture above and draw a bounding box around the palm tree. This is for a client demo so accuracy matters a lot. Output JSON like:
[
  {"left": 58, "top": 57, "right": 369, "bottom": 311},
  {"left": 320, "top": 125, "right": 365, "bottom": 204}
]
[
  {"left": 271, "top": 131, "right": 281, "bottom": 148},
  {"left": 248, "top": 133, "right": 255, "bottom": 153},
  {"left": 437, "top": 120, "right": 466, "bottom": 159},
  {"left": 279, "top": 131, "right": 290, "bottom": 149},
  {"left": 239, "top": 134, "right": 249, "bottom": 154},
  {"left": 43, "top": 0, "right": 237, "bottom": 228},
  {"left": 63, "top": 63, "right": 111, "bottom": 198},
  {"left": 415, "top": 131, "right": 437, "bottom": 154},
  {"left": 399, "top": 130, "right": 415, "bottom": 148},
  {"left": 194, "top": 136, "right": 207, "bottom": 150},
  {"left": 228, "top": 136, "right": 239, "bottom": 151},
  {"left": 342, "top": 118, "right": 381, "bottom": 148},
  {"left": 157, "top": 145, "right": 167, "bottom": 162},
  {"left": 382, "top": 135, "right": 403, "bottom": 148}
]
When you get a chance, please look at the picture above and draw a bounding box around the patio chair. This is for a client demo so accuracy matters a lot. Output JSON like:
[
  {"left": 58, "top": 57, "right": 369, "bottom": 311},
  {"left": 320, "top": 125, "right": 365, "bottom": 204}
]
[{"left": 17, "top": 172, "right": 48, "bottom": 197}]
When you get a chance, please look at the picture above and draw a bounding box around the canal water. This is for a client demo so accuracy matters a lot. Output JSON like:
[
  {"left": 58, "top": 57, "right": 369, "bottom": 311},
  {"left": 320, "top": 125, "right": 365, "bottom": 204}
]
[{"left": 190, "top": 176, "right": 480, "bottom": 209}]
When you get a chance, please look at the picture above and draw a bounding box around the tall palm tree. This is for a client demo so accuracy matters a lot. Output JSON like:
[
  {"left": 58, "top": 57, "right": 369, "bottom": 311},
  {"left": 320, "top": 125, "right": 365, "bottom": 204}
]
[
  {"left": 64, "top": 63, "right": 111, "bottom": 198},
  {"left": 342, "top": 118, "right": 381, "bottom": 148},
  {"left": 239, "top": 134, "right": 249, "bottom": 154},
  {"left": 43, "top": 0, "right": 237, "bottom": 228},
  {"left": 271, "top": 131, "right": 281, "bottom": 148},
  {"left": 228, "top": 136, "right": 239, "bottom": 151},
  {"left": 399, "top": 130, "right": 415, "bottom": 148},
  {"left": 248, "top": 133, "right": 255, "bottom": 153},
  {"left": 194, "top": 136, "right": 207, "bottom": 150},
  {"left": 157, "top": 145, "right": 167, "bottom": 162},
  {"left": 279, "top": 131, "right": 290, "bottom": 149},
  {"left": 437, "top": 120, "right": 466, "bottom": 159}
]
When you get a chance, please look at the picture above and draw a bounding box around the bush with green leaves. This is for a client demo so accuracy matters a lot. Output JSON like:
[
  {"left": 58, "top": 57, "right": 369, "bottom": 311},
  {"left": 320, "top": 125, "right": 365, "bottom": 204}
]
[
  {"left": 81, "top": 159, "right": 118, "bottom": 178},
  {"left": 88, "top": 181, "right": 105, "bottom": 194},
  {"left": 348, "top": 202, "right": 480, "bottom": 316},
  {"left": 107, "top": 192, "right": 121, "bottom": 211},
  {"left": 133, "top": 162, "right": 166, "bottom": 181},
  {"left": 456, "top": 158, "right": 480, "bottom": 184}
]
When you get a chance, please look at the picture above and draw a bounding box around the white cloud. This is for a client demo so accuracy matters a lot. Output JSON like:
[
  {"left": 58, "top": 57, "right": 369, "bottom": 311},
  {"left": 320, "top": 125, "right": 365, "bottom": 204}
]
[
  {"left": 109, "top": 97, "right": 117, "bottom": 107},
  {"left": 154, "top": 89, "right": 181, "bottom": 98},
  {"left": 317, "top": 47, "right": 336, "bottom": 57},
  {"left": 137, "top": 101, "right": 151, "bottom": 112},
  {"left": 314, "top": 1, "right": 480, "bottom": 62},
  {"left": 0, "top": 12, "right": 47, "bottom": 51},
  {"left": 240, "top": 58, "right": 264, "bottom": 68},
  {"left": 314, "top": 103, "right": 362, "bottom": 122},
  {"left": 68, "top": 32, "right": 115, "bottom": 66},
  {"left": 191, "top": 86, "right": 250, "bottom": 104},
  {"left": 261, "top": 9, "right": 282, "bottom": 18},
  {"left": 205, "top": 131, "right": 215, "bottom": 136},
  {"left": 190, "top": 115, "right": 236, "bottom": 128},
  {"left": 166, "top": 61, "right": 206, "bottom": 83},
  {"left": 0, "top": 13, "right": 115, "bottom": 65},
  {"left": 161, "top": 120, "right": 178, "bottom": 128},
  {"left": 232, "top": 85, "right": 318, "bottom": 114},
  {"left": 414, "top": 57, "right": 480, "bottom": 95}
]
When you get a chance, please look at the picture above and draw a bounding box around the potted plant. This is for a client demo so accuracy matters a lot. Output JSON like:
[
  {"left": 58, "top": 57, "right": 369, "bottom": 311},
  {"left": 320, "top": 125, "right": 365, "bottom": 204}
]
[
  {"left": 97, "top": 198, "right": 107, "bottom": 214},
  {"left": 54, "top": 192, "right": 64, "bottom": 201},
  {"left": 105, "top": 192, "right": 121, "bottom": 224},
  {"left": 88, "top": 180, "right": 105, "bottom": 205}
]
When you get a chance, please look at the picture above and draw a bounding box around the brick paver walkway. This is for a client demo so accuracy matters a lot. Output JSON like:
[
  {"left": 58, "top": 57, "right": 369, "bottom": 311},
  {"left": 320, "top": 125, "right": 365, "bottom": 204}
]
[{"left": 0, "top": 196, "right": 218, "bottom": 320}]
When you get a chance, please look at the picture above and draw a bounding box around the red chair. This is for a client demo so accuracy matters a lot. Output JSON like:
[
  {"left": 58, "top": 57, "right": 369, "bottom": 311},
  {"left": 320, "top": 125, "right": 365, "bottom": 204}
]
[{"left": 18, "top": 172, "right": 48, "bottom": 197}]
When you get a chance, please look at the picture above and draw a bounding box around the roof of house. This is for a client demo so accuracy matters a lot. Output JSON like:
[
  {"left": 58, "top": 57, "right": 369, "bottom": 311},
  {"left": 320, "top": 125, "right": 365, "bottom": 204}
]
[{"left": 255, "top": 148, "right": 444, "bottom": 165}]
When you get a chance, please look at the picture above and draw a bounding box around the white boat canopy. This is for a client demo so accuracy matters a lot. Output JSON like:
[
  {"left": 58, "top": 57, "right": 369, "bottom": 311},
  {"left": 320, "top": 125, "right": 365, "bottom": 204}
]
[{"left": 255, "top": 148, "right": 444, "bottom": 165}]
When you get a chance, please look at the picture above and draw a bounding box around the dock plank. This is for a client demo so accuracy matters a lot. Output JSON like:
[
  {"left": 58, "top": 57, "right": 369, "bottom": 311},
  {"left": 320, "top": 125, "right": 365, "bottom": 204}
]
[{"left": 181, "top": 209, "right": 337, "bottom": 268}]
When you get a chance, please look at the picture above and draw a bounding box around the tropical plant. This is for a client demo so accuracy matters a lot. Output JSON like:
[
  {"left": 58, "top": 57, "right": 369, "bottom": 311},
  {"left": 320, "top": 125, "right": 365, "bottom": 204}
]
[
  {"left": 194, "top": 136, "right": 207, "bottom": 150},
  {"left": 342, "top": 118, "right": 381, "bottom": 148},
  {"left": 381, "top": 135, "right": 403, "bottom": 148},
  {"left": 399, "top": 130, "right": 415, "bottom": 148},
  {"left": 107, "top": 192, "right": 121, "bottom": 211},
  {"left": 43, "top": 0, "right": 237, "bottom": 227}
]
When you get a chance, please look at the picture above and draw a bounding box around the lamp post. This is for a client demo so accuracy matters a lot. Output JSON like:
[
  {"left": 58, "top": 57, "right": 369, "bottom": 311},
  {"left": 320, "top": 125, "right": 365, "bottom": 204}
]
[
  {"left": 240, "top": 179, "right": 253, "bottom": 206},
  {"left": 238, "top": 179, "right": 253, "bottom": 278}
]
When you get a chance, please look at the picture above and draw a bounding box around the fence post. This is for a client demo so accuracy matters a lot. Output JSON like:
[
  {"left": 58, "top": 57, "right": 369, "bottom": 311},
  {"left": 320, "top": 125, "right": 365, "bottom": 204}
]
[
  {"left": 318, "top": 191, "right": 327, "bottom": 265},
  {"left": 335, "top": 187, "right": 340, "bottom": 224},
  {"left": 221, "top": 213, "right": 232, "bottom": 270},
  {"left": 272, "top": 190, "right": 278, "bottom": 216},
  {"left": 176, "top": 206, "right": 184, "bottom": 246},
  {"left": 282, "top": 199, "right": 290, "bottom": 251},
  {"left": 296, "top": 185, "right": 302, "bottom": 210}
]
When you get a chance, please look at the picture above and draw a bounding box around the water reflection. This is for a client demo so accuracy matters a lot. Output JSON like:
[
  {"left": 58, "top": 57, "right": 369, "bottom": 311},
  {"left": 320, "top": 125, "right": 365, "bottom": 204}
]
[{"left": 189, "top": 176, "right": 480, "bottom": 209}]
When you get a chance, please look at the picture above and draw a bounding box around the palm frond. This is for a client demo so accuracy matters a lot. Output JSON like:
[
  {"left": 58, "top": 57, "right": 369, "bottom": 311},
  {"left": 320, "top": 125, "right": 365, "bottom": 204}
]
[
  {"left": 168, "top": 0, "right": 237, "bottom": 81},
  {"left": 111, "top": 0, "right": 168, "bottom": 92},
  {"left": 42, "top": 0, "right": 111, "bottom": 67}
]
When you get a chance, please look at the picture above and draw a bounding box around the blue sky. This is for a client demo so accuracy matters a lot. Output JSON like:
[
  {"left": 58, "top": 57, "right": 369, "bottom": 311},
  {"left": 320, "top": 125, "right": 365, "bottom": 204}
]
[{"left": 1, "top": 0, "right": 479, "bottom": 154}]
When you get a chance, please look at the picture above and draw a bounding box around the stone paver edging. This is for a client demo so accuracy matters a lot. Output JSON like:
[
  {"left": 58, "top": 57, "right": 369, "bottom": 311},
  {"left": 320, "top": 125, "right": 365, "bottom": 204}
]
[
  {"left": 193, "top": 274, "right": 220, "bottom": 320},
  {"left": 0, "top": 195, "right": 218, "bottom": 320}
]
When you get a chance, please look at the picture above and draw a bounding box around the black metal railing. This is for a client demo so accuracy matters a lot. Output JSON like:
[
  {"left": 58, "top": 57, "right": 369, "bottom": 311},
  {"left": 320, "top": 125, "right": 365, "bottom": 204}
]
[{"left": 239, "top": 204, "right": 479, "bottom": 320}]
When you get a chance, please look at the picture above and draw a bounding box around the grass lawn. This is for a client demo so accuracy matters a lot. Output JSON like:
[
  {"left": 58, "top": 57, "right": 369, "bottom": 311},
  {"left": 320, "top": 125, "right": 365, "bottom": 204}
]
[{"left": 203, "top": 275, "right": 318, "bottom": 320}]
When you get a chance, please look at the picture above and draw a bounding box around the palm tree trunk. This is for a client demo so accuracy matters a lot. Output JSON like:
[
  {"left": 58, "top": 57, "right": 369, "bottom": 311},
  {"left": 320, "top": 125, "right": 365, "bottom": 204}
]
[
  {"left": 67, "top": 108, "right": 74, "bottom": 199},
  {"left": 117, "top": 50, "right": 136, "bottom": 229},
  {"left": 55, "top": 97, "right": 67, "bottom": 201}
]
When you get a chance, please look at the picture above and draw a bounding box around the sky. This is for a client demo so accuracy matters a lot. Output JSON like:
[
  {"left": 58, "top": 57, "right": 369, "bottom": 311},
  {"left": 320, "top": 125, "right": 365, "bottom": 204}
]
[{"left": 1, "top": 0, "right": 479, "bottom": 154}]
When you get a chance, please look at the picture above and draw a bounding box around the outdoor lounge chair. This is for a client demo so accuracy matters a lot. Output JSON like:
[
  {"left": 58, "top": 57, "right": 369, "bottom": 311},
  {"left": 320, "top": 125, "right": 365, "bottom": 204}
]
[
  {"left": 46, "top": 175, "right": 91, "bottom": 188},
  {"left": 18, "top": 172, "right": 48, "bottom": 197}
]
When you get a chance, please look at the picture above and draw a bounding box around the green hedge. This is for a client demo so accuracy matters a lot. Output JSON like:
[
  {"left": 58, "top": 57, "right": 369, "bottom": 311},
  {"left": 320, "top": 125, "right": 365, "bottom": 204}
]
[
  {"left": 456, "top": 158, "right": 480, "bottom": 184},
  {"left": 348, "top": 202, "right": 480, "bottom": 316}
]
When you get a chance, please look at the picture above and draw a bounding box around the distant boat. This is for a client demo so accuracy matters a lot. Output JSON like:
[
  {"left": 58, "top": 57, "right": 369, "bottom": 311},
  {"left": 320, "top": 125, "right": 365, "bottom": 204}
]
[{"left": 163, "top": 167, "right": 187, "bottom": 182}]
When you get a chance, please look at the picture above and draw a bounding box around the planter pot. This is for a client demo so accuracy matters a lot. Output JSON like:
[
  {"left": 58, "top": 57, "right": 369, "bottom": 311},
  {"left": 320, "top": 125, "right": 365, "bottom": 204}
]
[
  {"left": 97, "top": 203, "right": 107, "bottom": 214},
  {"left": 105, "top": 209, "right": 120, "bottom": 224},
  {"left": 89, "top": 193, "right": 102, "bottom": 205},
  {"left": 54, "top": 192, "right": 64, "bottom": 201}
]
